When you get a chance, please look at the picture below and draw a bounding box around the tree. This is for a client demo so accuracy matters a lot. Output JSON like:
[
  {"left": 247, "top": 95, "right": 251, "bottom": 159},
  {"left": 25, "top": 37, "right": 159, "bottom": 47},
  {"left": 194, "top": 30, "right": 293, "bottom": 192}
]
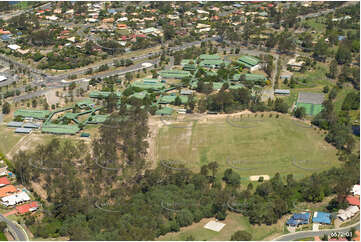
[
  {"left": 313, "top": 39, "right": 328, "bottom": 61},
  {"left": 327, "top": 60, "right": 338, "bottom": 79},
  {"left": 336, "top": 45, "right": 352, "bottom": 65},
  {"left": 2, "top": 101, "right": 10, "bottom": 114},
  {"left": 0, "top": 221, "right": 6, "bottom": 232},
  {"left": 323, "top": 86, "right": 329, "bottom": 93},
  {"left": 231, "top": 231, "right": 252, "bottom": 241},
  {"left": 174, "top": 96, "right": 182, "bottom": 106},
  {"left": 222, "top": 169, "right": 240, "bottom": 187},
  {"left": 294, "top": 107, "right": 306, "bottom": 119}
]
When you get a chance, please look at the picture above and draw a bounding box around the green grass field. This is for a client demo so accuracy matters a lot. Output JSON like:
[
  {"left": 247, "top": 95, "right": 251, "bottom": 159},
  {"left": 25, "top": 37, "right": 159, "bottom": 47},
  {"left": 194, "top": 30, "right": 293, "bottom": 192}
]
[
  {"left": 157, "top": 212, "right": 287, "bottom": 241},
  {"left": 0, "top": 232, "right": 7, "bottom": 241},
  {"left": 0, "top": 125, "right": 23, "bottom": 154},
  {"left": 156, "top": 115, "right": 340, "bottom": 180}
]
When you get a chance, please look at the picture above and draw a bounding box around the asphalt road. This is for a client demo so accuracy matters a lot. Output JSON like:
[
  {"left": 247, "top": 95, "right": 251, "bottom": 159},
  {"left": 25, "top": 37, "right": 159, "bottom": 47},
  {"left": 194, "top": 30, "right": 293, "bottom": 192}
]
[
  {"left": 0, "top": 214, "right": 27, "bottom": 241},
  {"left": 273, "top": 222, "right": 360, "bottom": 241}
]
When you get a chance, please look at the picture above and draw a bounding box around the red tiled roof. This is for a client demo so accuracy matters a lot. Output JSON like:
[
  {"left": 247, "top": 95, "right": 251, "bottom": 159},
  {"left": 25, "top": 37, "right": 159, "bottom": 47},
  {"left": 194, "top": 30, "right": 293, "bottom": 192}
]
[
  {"left": 16, "top": 201, "right": 38, "bottom": 215},
  {"left": 0, "top": 177, "right": 10, "bottom": 186},
  {"left": 346, "top": 195, "right": 360, "bottom": 206},
  {"left": 0, "top": 185, "right": 16, "bottom": 198}
]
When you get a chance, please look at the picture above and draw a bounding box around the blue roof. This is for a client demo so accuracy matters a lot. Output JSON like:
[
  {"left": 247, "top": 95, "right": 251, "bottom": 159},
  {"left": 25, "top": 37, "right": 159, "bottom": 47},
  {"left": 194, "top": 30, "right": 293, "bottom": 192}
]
[
  {"left": 313, "top": 212, "right": 331, "bottom": 224},
  {"left": 292, "top": 213, "right": 310, "bottom": 220},
  {"left": 233, "top": 3, "right": 242, "bottom": 7},
  {"left": 7, "top": 122, "right": 23, "bottom": 127},
  {"left": 23, "top": 123, "right": 40, "bottom": 128},
  {"left": 15, "top": 127, "right": 32, "bottom": 133},
  {"left": 1, "top": 35, "right": 11, "bottom": 41},
  {"left": 108, "top": 9, "right": 117, "bottom": 14},
  {"left": 338, "top": 36, "right": 346, "bottom": 41}
]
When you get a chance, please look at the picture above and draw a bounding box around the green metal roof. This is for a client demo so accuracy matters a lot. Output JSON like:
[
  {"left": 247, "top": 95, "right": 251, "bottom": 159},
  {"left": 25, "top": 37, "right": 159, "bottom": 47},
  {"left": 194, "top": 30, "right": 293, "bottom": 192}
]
[
  {"left": 14, "top": 109, "right": 52, "bottom": 120},
  {"left": 64, "top": 112, "right": 79, "bottom": 120},
  {"left": 199, "top": 59, "right": 226, "bottom": 68},
  {"left": 232, "top": 73, "right": 266, "bottom": 82},
  {"left": 159, "top": 70, "right": 191, "bottom": 79},
  {"left": 130, "top": 91, "right": 148, "bottom": 99},
  {"left": 181, "top": 59, "right": 196, "bottom": 65},
  {"left": 238, "top": 56, "right": 260, "bottom": 67},
  {"left": 76, "top": 99, "right": 95, "bottom": 108},
  {"left": 87, "top": 114, "right": 109, "bottom": 124},
  {"left": 131, "top": 79, "right": 165, "bottom": 90},
  {"left": 229, "top": 83, "right": 246, "bottom": 90},
  {"left": 41, "top": 124, "right": 80, "bottom": 135},
  {"left": 159, "top": 95, "right": 188, "bottom": 104},
  {"left": 89, "top": 91, "right": 122, "bottom": 99},
  {"left": 199, "top": 54, "right": 221, "bottom": 60},
  {"left": 155, "top": 106, "right": 175, "bottom": 115}
]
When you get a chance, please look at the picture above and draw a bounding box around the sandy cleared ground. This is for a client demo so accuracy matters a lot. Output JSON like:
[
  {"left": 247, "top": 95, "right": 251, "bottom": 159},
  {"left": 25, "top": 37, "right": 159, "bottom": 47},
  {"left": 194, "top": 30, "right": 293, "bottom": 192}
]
[
  {"left": 45, "top": 88, "right": 63, "bottom": 106},
  {"left": 249, "top": 175, "right": 270, "bottom": 181}
]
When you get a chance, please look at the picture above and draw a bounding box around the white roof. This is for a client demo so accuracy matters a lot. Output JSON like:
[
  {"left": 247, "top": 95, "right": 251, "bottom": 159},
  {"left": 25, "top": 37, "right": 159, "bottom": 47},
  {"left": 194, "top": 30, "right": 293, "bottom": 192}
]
[
  {"left": 204, "top": 221, "right": 225, "bottom": 232},
  {"left": 1, "top": 191, "right": 30, "bottom": 206},
  {"left": 351, "top": 185, "right": 360, "bottom": 196},
  {"left": 0, "top": 76, "right": 7, "bottom": 82},
  {"left": 8, "top": 44, "right": 20, "bottom": 50}
]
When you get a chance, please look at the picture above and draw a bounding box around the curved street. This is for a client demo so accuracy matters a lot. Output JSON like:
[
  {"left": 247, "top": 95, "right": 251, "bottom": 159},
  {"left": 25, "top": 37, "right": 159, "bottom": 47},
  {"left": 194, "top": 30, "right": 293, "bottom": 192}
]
[
  {"left": 273, "top": 222, "right": 360, "bottom": 241},
  {"left": 0, "top": 214, "right": 28, "bottom": 241}
]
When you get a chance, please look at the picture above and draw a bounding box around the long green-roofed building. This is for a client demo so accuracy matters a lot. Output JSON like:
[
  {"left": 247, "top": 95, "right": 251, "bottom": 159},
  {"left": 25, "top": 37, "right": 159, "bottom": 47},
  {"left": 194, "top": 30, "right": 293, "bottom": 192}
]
[
  {"left": 199, "top": 54, "right": 221, "bottom": 60},
  {"left": 155, "top": 106, "right": 175, "bottom": 116},
  {"left": 231, "top": 73, "right": 267, "bottom": 86},
  {"left": 87, "top": 115, "right": 109, "bottom": 124},
  {"left": 131, "top": 79, "right": 165, "bottom": 90},
  {"left": 199, "top": 59, "right": 228, "bottom": 69},
  {"left": 238, "top": 56, "right": 261, "bottom": 71},
  {"left": 41, "top": 124, "right": 80, "bottom": 135},
  {"left": 129, "top": 91, "right": 148, "bottom": 100},
  {"left": 14, "top": 109, "right": 52, "bottom": 120},
  {"left": 159, "top": 95, "right": 188, "bottom": 104},
  {"left": 159, "top": 70, "right": 191, "bottom": 79},
  {"left": 89, "top": 91, "right": 122, "bottom": 99}
]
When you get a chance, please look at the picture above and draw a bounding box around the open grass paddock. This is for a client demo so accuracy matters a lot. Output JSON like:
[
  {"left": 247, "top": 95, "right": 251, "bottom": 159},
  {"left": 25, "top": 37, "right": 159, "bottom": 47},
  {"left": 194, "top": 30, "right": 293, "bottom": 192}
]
[{"left": 156, "top": 115, "right": 340, "bottom": 180}]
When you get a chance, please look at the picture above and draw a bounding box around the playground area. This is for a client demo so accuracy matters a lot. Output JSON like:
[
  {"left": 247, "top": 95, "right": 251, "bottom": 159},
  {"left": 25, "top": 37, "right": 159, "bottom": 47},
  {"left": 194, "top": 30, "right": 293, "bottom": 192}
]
[{"left": 155, "top": 113, "right": 340, "bottom": 180}]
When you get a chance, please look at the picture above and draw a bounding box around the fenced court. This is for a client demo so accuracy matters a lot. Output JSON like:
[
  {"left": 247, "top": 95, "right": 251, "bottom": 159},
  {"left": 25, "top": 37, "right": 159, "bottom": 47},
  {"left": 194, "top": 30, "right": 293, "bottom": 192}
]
[{"left": 296, "top": 92, "right": 324, "bottom": 116}]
